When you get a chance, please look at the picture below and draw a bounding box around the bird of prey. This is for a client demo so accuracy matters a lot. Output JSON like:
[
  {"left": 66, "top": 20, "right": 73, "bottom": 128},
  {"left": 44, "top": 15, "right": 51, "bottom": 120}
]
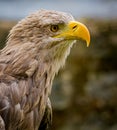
[{"left": 0, "top": 10, "right": 90, "bottom": 130}]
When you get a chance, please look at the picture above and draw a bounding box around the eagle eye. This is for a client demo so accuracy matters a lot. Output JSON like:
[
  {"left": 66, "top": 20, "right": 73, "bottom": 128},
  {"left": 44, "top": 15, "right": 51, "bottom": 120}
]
[{"left": 50, "top": 25, "right": 59, "bottom": 32}]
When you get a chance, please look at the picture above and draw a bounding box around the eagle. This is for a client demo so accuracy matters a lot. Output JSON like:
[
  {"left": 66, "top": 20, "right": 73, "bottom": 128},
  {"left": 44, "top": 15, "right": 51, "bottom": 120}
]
[{"left": 0, "top": 10, "right": 90, "bottom": 130}]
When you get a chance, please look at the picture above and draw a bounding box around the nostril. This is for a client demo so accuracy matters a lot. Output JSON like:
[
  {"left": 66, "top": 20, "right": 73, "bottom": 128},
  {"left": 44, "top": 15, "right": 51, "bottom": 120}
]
[{"left": 72, "top": 25, "right": 78, "bottom": 29}]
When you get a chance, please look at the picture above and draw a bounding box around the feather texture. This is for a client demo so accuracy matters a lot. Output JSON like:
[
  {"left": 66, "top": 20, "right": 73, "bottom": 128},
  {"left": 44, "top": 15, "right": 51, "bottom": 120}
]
[{"left": 0, "top": 10, "right": 75, "bottom": 130}]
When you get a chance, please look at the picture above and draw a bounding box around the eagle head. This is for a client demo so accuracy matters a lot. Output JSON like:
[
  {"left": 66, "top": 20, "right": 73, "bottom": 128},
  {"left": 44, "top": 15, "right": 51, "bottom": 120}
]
[{"left": 6, "top": 9, "right": 90, "bottom": 74}]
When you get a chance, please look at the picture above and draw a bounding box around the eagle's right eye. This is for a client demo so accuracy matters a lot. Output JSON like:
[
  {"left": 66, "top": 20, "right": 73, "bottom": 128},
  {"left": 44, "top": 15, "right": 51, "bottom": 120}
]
[{"left": 50, "top": 25, "right": 59, "bottom": 32}]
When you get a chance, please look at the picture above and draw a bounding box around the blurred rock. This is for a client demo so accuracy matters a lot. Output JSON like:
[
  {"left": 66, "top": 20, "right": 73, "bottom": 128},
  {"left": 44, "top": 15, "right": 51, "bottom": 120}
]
[
  {"left": 85, "top": 73, "right": 117, "bottom": 105},
  {"left": 109, "top": 125, "right": 117, "bottom": 130},
  {"left": 51, "top": 70, "right": 73, "bottom": 110},
  {"left": 0, "top": 21, "right": 16, "bottom": 49}
]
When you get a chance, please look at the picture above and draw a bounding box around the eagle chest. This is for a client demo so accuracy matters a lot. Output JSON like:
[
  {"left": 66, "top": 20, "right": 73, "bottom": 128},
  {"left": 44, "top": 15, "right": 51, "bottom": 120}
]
[
  {"left": 28, "top": 66, "right": 53, "bottom": 129},
  {"left": 2, "top": 67, "right": 53, "bottom": 130}
]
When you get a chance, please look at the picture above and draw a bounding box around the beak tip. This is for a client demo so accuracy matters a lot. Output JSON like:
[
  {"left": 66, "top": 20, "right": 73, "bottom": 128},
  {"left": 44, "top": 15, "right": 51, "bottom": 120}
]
[
  {"left": 86, "top": 33, "right": 90, "bottom": 47},
  {"left": 87, "top": 43, "right": 89, "bottom": 47},
  {"left": 86, "top": 40, "right": 90, "bottom": 47}
]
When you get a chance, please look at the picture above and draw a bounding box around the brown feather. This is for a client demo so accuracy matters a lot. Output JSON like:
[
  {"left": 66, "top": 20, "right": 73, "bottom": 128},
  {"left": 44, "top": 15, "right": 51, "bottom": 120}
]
[{"left": 0, "top": 9, "right": 75, "bottom": 130}]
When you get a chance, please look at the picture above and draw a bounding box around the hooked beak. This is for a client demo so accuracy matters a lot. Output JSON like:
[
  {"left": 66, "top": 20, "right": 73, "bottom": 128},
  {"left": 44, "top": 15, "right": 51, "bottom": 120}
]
[{"left": 54, "top": 21, "right": 90, "bottom": 47}]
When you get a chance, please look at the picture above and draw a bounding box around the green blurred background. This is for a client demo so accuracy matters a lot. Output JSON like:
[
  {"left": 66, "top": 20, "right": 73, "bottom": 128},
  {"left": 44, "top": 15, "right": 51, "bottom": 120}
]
[{"left": 0, "top": 0, "right": 117, "bottom": 130}]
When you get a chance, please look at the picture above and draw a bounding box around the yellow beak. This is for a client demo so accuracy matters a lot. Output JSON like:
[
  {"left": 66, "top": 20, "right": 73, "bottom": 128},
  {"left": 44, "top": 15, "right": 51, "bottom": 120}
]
[{"left": 55, "top": 21, "right": 90, "bottom": 47}]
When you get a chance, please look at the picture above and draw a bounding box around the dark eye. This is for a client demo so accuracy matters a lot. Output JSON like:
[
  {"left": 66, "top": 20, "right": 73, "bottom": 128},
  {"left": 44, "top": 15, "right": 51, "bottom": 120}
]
[{"left": 50, "top": 25, "right": 59, "bottom": 32}]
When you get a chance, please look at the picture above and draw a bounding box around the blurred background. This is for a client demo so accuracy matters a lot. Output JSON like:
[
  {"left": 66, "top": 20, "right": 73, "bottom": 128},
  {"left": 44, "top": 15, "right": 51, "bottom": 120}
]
[{"left": 0, "top": 0, "right": 117, "bottom": 130}]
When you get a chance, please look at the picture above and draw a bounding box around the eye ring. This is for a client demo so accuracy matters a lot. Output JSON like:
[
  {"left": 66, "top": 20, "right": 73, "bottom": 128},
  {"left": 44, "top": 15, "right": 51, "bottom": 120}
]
[{"left": 50, "top": 25, "right": 59, "bottom": 32}]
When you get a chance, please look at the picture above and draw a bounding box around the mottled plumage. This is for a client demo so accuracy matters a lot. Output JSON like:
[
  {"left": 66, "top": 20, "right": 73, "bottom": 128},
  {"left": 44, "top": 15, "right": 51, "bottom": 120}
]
[{"left": 0, "top": 10, "right": 90, "bottom": 130}]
